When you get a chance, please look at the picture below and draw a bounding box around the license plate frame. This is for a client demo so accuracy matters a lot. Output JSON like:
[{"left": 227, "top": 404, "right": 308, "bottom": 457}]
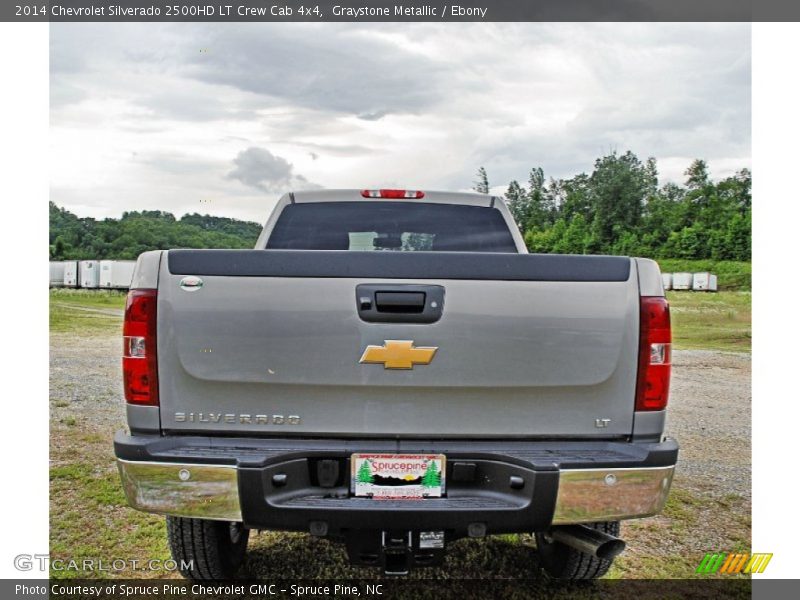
[{"left": 351, "top": 453, "right": 446, "bottom": 499}]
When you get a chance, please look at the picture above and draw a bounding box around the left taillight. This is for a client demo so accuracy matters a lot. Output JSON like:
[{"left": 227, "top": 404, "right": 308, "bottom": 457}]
[
  {"left": 635, "top": 296, "right": 672, "bottom": 411},
  {"left": 123, "top": 289, "right": 158, "bottom": 406}
]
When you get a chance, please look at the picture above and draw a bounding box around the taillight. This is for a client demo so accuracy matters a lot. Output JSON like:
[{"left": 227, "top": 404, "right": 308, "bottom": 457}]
[
  {"left": 123, "top": 289, "right": 159, "bottom": 406},
  {"left": 361, "top": 189, "right": 425, "bottom": 199},
  {"left": 635, "top": 296, "right": 671, "bottom": 411}
]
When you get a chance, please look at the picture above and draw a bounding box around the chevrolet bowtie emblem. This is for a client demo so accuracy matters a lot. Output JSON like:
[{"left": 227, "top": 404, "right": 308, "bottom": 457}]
[{"left": 359, "top": 340, "right": 438, "bottom": 370}]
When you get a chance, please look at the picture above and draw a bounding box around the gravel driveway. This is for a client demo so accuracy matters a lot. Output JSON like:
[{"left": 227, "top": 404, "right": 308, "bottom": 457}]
[{"left": 668, "top": 350, "right": 751, "bottom": 497}]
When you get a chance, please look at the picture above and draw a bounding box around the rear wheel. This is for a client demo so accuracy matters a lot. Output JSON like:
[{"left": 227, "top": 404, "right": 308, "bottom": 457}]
[
  {"left": 166, "top": 516, "right": 249, "bottom": 580},
  {"left": 535, "top": 521, "right": 620, "bottom": 580}
]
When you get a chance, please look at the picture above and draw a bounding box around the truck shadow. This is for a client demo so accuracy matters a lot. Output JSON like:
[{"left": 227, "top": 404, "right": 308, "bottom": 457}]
[{"left": 241, "top": 532, "right": 542, "bottom": 580}]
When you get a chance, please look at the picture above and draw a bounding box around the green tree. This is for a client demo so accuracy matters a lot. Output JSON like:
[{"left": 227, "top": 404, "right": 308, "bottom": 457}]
[
  {"left": 587, "top": 151, "right": 649, "bottom": 252},
  {"left": 555, "top": 214, "right": 590, "bottom": 254},
  {"left": 525, "top": 223, "right": 557, "bottom": 254},
  {"left": 49, "top": 202, "right": 262, "bottom": 259},
  {"left": 525, "top": 167, "right": 553, "bottom": 230},
  {"left": 504, "top": 167, "right": 554, "bottom": 232},
  {"left": 357, "top": 460, "right": 374, "bottom": 484},
  {"left": 685, "top": 159, "right": 710, "bottom": 191},
  {"left": 421, "top": 461, "right": 441, "bottom": 488},
  {"left": 508, "top": 152, "right": 749, "bottom": 262},
  {"left": 473, "top": 167, "right": 490, "bottom": 194},
  {"left": 505, "top": 180, "right": 528, "bottom": 228},
  {"left": 723, "top": 211, "right": 751, "bottom": 261},
  {"left": 559, "top": 173, "right": 592, "bottom": 222}
]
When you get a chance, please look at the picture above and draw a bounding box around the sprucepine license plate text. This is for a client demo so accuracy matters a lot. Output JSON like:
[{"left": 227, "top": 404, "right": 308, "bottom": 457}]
[{"left": 352, "top": 454, "right": 446, "bottom": 499}]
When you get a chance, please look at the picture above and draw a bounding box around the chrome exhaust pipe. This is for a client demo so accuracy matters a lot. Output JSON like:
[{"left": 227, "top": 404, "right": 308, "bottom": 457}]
[{"left": 550, "top": 525, "right": 626, "bottom": 560}]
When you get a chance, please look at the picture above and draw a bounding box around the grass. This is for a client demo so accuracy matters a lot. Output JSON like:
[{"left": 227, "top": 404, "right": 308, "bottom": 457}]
[
  {"left": 50, "top": 289, "right": 126, "bottom": 333},
  {"left": 610, "top": 485, "right": 751, "bottom": 580},
  {"left": 50, "top": 288, "right": 128, "bottom": 307},
  {"left": 662, "top": 487, "right": 708, "bottom": 525},
  {"left": 50, "top": 425, "right": 172, "bottom": 579},
  {"left": 667, "top": 291, "right": 751, "bottom": 352}
]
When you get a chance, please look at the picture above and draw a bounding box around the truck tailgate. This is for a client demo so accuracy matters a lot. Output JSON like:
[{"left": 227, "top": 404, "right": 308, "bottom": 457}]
[{"left": 156, "top": 250, "right": 640, "bottom": 438}]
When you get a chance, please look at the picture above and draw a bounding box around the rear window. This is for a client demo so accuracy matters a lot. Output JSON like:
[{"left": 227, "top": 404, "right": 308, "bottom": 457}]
[{"left": 266, "top": 202, "right": 518, "bottom": 252}]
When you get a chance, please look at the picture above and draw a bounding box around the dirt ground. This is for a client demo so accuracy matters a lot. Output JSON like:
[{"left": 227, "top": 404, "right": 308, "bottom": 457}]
[{"left": 49, "top": 311, "right": 750, "bottom": 580}]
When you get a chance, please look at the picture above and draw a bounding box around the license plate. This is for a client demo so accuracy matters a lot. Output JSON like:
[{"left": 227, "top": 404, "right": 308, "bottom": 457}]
[{"left": 351, "top": 454, "right": 446, "bottom": 499}]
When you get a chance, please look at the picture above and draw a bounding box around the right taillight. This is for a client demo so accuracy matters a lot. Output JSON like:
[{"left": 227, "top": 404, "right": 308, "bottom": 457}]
[
  {"left": 635, "top": 296, "right": 672, "bottom": 411},
  {"left": 123, "top": 289, "right": 159, "bottom": 406}
]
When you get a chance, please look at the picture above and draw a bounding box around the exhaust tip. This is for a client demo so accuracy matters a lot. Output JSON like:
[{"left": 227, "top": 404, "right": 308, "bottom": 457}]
[
  {"left": 596, "top": 538, "right": 626, "bottom": 560},
  {"left": 550, "top": 524, "right": 627, "bottom": 560}
]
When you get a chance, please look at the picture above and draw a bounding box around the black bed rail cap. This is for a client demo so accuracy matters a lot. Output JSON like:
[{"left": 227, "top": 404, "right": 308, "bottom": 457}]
[{"left": 167, "top": 249, "right": 631, "bottom": 282}]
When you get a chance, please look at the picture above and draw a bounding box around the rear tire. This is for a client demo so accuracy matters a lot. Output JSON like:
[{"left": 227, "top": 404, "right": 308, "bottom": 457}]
[
  {"left": 166, "top": 516, "right": 249, "bottom": 580},
  {"left": 535, "top": 521, "right": 620, "bottom": 580}
]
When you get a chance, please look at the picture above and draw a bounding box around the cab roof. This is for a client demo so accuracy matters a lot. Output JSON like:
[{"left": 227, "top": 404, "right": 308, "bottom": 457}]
[{"left": 285, "top": 189, "right": 501, "bottom": 207}]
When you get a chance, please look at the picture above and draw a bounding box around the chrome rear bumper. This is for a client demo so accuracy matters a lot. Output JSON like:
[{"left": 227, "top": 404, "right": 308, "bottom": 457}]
[
  {"left": 117, "top": 458, "right": 675, "bottom": 526},
  {"left": 552, "top": 466, "right": 674, "bottom": 524},
  {"left": 117, "top": 460, "right": 241, "bottom": 521}
]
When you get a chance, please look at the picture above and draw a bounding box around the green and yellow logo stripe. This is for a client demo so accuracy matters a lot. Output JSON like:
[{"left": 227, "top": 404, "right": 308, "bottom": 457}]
[{"left": 696, "top": 552, "right": 773, "bottom": 574}]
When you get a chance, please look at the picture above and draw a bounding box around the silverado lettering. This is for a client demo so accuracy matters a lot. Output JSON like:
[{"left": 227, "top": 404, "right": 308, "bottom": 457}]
[{"left": 173, "top": 412, "right": 301, "bottom": 425}]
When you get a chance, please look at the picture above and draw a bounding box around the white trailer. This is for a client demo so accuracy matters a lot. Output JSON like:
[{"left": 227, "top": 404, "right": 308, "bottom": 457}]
[
  {"left": 63, "top": 261, "right": 79, "bottom": 288},
  {"left": 79, "top": 260, "right": 100, "bottom": 288},
  {"left": 661, "top": 273, "right": 673, "bottom": 291},
  {"left": 50, "top": 261, "right": 69, "bottom": 287},
  {"left": 693, "top": 272, "right": 718, "bottom": 292},
  {"left": 672, "top": 272, "right": 693, "bottom": 290},
  {"left": 99, "top": 260, "right": 136, "bottom": 289}
]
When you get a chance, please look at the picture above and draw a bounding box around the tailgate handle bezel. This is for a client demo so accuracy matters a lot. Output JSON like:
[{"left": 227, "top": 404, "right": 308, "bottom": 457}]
[
  {"left": 356, "top": 284, "right": 444, "bottom": 324},
  {"left": 374, "top": 291, "right": 426, "bottom": 313}
]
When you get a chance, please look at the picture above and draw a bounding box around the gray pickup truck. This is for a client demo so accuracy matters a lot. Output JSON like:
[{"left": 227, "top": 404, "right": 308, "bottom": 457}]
[{"left": 115, "top": 189, "right": 677, "bottom": 580}]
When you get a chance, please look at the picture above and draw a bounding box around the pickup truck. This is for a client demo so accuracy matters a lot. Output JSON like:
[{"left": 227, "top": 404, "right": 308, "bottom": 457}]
[{"left": 115, "top": 189, "right": 678, "bottom": 580}]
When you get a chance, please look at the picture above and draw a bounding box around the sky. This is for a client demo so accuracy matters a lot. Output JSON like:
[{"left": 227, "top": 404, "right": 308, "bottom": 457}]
[{"left": 50, "top": 23, "right": 751, "bottom": 224}]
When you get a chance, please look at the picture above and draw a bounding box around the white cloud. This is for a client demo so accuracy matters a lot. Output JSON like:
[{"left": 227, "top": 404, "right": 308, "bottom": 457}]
[
  {"left": 50, "top": 23, "right": 751, "bottom": 222},
  {"left": 226, "top": 146, "right": 318, "bottom": 192}
]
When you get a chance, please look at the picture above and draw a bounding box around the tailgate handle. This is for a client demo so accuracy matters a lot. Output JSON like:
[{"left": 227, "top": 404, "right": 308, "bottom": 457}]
[
  {"left": 375, "top": 291, "right": 426, "bottom": 313},
  {"left": 356, "top": 284, "right": 444, "bottom": 324}
]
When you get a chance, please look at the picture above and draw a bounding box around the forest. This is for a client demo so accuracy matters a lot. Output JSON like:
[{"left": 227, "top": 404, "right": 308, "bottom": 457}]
[
  {"left": 476, "top": 152, "right": 750, "bottom": 261},
  {"left": 49, "top": 205, "right": 262, "bottom": 260},
  {"left": 50, "top": 151, "right": 750, "bottom": 264}
]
